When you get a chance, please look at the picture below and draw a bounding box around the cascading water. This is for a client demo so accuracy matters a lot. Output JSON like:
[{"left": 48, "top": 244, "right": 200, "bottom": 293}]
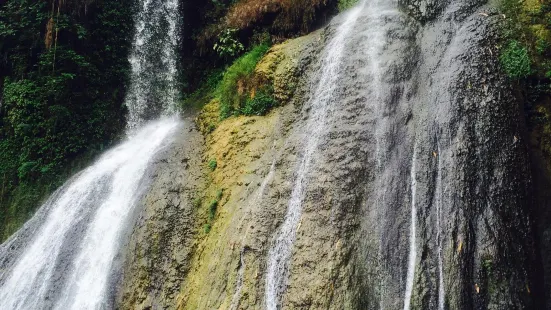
[
  {"left": 125, "top": 0, "right": 180, "bottom": 129},
  {"left": 0, "top": 0, "right": 181, "bottom": 308},
  {"left": 264, "top": 2, "right": 367, "bottom": 309},
  {"left": 0, "top": 120, "right": 179, "bottom": 310}
]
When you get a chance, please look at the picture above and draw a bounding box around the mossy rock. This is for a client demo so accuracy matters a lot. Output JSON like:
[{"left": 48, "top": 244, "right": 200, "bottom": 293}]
[
  {"left": 255, "top": 31, "right": 321, "bottom": 104},
  {"left": 196, "top": 99, "right": 221, "bottom": 135}
]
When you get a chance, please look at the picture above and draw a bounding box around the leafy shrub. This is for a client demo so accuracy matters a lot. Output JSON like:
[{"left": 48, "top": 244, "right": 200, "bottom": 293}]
[
  {"left": 213, "top": 28, "right": 245, "bottom": 59},
  {"left": 536, "top": 37, "right": 550, "bottom": 55},
  {"left": 217, "top": 44, "right": 270, "bottom": 118},
  {"left": 500, "top": 40, "right": 532, "bottom": 79}
]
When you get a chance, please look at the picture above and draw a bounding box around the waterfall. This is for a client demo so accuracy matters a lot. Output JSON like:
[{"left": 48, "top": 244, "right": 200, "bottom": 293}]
[
  {"left": 264, "top": 1, "right": 366, "bottom": 309},
  {"left": 403, "top": 148, "right": 418, "bottom": 310},
  {"left": 0, "top": 120, "right": 179, "bottom": 310},
  {"left": 0, "top": 0, "right": 181, "bottom": 308},
  {"left": 125, "top": 0, "right": 180, "bottom": 129}
]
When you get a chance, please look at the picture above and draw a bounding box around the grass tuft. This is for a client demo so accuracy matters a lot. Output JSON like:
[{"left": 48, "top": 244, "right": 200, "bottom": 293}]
[{"left": 217, "top": 44, "right": 270, "bottom": 119}]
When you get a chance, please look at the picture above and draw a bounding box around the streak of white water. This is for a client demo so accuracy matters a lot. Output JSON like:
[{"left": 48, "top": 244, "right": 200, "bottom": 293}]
[
  {"left": 436, "top": 145, "right": 445, "bottom": 310},
  {"left": 403, "top": 147, "right": 418, "bottom": 310},
  {"left": 264, "top": 2, "right": 366, "bottom": 309},
  {"left": 0, "top": 118, "right": 180, "bottom": 310},
  {"left": 231, "top": 160, "right": 276, "bottom": 310},
  {"left": 125, "top": 0, "right": 180, "bottom": 129}
]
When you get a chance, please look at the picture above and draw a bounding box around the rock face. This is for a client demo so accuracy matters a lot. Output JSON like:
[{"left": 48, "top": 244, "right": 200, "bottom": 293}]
[
  {"left": 116, "top": 115, "right": 206, "bottom": 309},
  {"left": 118, "top": 1, "right": 544, "bottom": 309}
]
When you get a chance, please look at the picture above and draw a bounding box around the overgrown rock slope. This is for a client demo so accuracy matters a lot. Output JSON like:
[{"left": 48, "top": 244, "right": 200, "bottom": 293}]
[{"left": 118, "top": 1, "right": 549, "bottom": 309}]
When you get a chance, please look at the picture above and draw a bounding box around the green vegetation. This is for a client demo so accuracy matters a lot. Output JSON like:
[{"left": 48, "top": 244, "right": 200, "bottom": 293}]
[
  {"left": 208, "top": 199, "right": 218, "bottom": 221},
  {"left": 216, "top": 44, "right": 274, "bottom": 118},
  {"left": 208, "top": 159, "right": 218, "bottom": 171},
  {"left": 242, "top": 86, "right": 278, "bottom": 116},
  {"left": 203, "top": 189, "right": 223, "bottom": 234},
  {"left": 186, "top": 43, "right": 279, "bottom": 120},
  {"left": 214, "top": 28, "right": 245, "bottom": 59},
  {"left": 498, "top": 0, "right": 551, "bottom": 79},
  {"left": 0, "top": 0, "right": 134, "bottom": 239},
  {"left": 207, "top": 123, "right": 217, "bottom": 133},
  {"left": 338, "top": 0, "right": 359, "bottom": 12},
  {"left": 500, "top": 40, "right": 532, "bottom": 79}
]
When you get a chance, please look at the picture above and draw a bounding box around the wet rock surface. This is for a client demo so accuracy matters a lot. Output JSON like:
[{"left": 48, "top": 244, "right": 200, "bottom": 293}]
[
  {"left": 118, "top": 1, "right": 544, "bottom": 309},
  {"left": 115, "top": 115, "right": 206, "bottom": 309}
]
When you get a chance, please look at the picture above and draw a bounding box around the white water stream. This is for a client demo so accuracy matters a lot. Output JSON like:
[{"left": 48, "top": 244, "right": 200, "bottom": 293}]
[
  {"left": 264, "top": 1, "right": 367, "bottom": 309},
  {"left": 403, "top": 148, "right": 418, "bottom": 310},
  {"left": 0, "top": 119, "right": 179, "bottom": 309},
  {"left": 125, "top": 0, "right": 180, "bottom": 129},
  {"left": 436, "top": 145, "right": 445, "bottom": 310}
]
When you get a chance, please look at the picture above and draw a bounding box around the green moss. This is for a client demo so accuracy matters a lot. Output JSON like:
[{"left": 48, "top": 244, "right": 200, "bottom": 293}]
[
  {"left": 201, "top": 190, "right": 224, "bottom": 234},
  {"left": 208, "top": 159, "right": 218, "bottom": 171},
  {"left": 208, "top": 199, "right": 218, "bottom": 221},
  {"left": 207, "top": 123, "right": 217, "bottom": 133}
]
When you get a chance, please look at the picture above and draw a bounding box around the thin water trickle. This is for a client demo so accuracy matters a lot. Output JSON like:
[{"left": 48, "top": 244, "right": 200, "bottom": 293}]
[
  {"left": 436, "top": 144, "right": 445, "bottom": 310},
  {"left": 231, "top": 159, "right": 276, "bottom": 310},
  {"left": 264, "top": 1, "right": 367, "bottom": 309},
  {"left": 404, "top": 147, "right": 418, "bottom": 310}
]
